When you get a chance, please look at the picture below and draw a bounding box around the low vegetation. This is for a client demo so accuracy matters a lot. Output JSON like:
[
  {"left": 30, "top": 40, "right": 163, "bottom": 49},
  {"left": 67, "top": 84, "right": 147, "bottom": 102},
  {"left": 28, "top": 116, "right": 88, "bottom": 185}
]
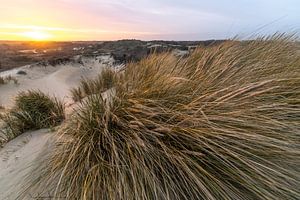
[
  {"left": 0, "top": 91, "right": 65, "bottom": 142},
  {"left": 70, "top": 68, "right": 118, "bottom": 102},
  {"left": 0, "top": 105, "right": 5, "bottom": 147},
  {"left": 0, "top": 75, "right": 19, "bottom": 85},
  {"left": 23, "top": 35, "right": 300, "bottom": 199}
]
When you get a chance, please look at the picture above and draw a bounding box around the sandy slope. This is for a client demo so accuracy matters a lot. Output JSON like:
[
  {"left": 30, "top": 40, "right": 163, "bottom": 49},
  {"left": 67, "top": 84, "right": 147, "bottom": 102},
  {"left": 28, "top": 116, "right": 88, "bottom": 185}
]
[
  {"left": 0, "top": 55, "right": 114, "bottom": 107},
  {"left": 0, "top": 55, "right": 114, "bottom": 199},
  {"left": 0, "top": 129, "right": 53, "bottom": 199}
]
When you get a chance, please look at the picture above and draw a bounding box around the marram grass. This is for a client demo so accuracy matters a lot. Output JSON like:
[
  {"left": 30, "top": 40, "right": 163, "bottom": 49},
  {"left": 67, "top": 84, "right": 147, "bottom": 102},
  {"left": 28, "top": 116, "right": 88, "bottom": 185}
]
[
  {"left": 70, "top": 68, "right": 118, "bottom": 102},
  {"left": 0, "top": 90, "right": 65, "bottom": 141},
  {"left": 22, "top": 35, "right": 300, "bottom": 200},
  {"left": 0, "top": 75, "right": 18, "bottom": 85}
]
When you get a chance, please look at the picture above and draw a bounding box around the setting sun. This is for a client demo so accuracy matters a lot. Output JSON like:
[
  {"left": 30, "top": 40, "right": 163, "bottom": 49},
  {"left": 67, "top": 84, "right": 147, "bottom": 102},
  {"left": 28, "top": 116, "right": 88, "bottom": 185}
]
[{"left": 22, "top": 30, "right": 52, "bottom": 41}]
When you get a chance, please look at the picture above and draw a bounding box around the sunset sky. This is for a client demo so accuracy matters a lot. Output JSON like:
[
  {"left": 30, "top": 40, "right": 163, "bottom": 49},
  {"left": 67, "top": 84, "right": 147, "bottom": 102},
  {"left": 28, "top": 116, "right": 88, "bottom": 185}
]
[{"left": 0, "top": 0, "right": 299, "bottom": 41}]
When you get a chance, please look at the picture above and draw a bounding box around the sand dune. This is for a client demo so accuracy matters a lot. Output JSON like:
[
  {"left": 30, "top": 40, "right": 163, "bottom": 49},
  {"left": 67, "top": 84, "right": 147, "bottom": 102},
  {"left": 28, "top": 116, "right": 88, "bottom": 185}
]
[
  {"left": 0, "top": 55, "right": 114, "bottom": 107},
  {"left": 0, "top": 129, "right": 53, "bottom": 199},
  {"left": 0, "top": 55, "right": 114, "bottom": 199}
]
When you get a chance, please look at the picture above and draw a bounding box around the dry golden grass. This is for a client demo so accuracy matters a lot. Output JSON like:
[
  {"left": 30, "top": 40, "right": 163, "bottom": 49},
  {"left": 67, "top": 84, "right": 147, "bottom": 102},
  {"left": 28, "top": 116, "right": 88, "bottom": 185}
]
[
  {"left": 0, "top": 75, "right": 18, "bottom": 85},
  {"left": 0, "top": 76, "right": 4, "bottom": 85},
  {"left": 70, "top": 68, "right": 118, "bottom": 102},
  {"left": 22, "top": 35, "right": 300, "bottom": 200},
  {"left": 0, "top": 91, "right": 65, "bottom": 142}
]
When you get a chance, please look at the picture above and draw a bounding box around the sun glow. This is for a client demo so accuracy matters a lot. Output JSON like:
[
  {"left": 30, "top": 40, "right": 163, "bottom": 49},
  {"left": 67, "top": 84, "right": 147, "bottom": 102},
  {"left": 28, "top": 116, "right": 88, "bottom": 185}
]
[
  {"left": 0, "top": 24, "right": 145, "bottom": 41},
  {"left": 22, "top": 30, "right": 52, "bottom": 41}
]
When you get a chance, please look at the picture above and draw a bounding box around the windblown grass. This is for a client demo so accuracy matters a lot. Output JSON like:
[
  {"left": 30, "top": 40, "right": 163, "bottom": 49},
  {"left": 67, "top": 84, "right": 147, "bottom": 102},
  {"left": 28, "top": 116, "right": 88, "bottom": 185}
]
[
  {"left": 0, "top": 77, "right": 4, "bottom": 85},
  {"left": 70, "top": 68, "right": 118, "bottom": 102},
  {"left": 0, "top": 75, "right": 18, "bottom": 85},
  {"left": 0, "top": 90, "right": 65, "bottom": 141},
  {"left": 23, "top": 35, "right": 300, "bottom": 200},
  {"left": 0, "top": 105, "right": 5, "bottom": 147}
]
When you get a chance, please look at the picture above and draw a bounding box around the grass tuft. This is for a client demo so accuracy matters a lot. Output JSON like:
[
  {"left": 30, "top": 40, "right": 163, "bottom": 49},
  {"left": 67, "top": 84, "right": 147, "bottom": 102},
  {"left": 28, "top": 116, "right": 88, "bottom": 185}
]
[
  {"left": 23, "top": 35, "right": 300, "bottom": 200},
  {"left": 0, "top": 77, "right": 4, "bottom": 85},
  {"left": 0, "top": 75, "right": 19, "bottom": 85},
  {"left": 70, "top": 68, "right": 118, "bottom": 102},
  {"left": 0, "top": 90, "right": 65, "bottom": 141}
]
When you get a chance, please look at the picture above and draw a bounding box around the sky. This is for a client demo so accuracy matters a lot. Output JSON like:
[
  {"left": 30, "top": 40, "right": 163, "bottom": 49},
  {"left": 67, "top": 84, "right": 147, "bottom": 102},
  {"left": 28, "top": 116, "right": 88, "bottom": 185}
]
[{"left": 0, "top": 0, "right": 299, "bottom": 41}]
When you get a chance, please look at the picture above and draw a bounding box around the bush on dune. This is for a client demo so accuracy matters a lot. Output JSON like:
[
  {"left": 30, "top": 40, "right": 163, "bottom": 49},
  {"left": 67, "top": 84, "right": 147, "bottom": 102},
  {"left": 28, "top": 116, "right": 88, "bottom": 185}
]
[
  {"left": 0, "top": 76, "right": 4, "bottom": 85},
  {"left": 0, "top": 104, "right": 5, "bottom": 146},
  {"left": 0, "top": 75, "right": 18, "bottom": 85},
  {"left": 24, "top": 35, "right": 300, "bottom": 200},
  {"left": 70, "top": 68, "right": 118, "bottom": 102},
  {"left": 0, "top": 90, "right": 65, "bottom": 141}
]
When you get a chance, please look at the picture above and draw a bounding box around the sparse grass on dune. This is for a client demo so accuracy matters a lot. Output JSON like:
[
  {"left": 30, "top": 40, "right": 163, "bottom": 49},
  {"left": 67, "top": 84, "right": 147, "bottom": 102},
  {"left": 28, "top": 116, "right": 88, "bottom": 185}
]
[
  {"left": 0, "top": 104, "right": 5, "bottom": 146},
  {"left": 70, "top": 68, "right": 118, "bottom": 102},
  {"left": 0, "top": 75, "right": 19, "bottom": 85},
  {"left": 0, "top": 77, "right": 4, "bottom": 85},
  {"left": 0, "top": 90, "right": 65, "bottom": 141},
  {"left": 23, "top": 35, "right": 300, "bottom": 200}
]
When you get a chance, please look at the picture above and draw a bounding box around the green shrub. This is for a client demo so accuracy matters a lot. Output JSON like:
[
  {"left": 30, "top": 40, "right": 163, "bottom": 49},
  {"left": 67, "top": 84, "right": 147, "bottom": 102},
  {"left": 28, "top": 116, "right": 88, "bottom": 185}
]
[
  {"left": 0, "top": 90, "right": 65, "bottom": 140},
  {"left": 23, "top": 35, "right": 300, "bottom": 200}
]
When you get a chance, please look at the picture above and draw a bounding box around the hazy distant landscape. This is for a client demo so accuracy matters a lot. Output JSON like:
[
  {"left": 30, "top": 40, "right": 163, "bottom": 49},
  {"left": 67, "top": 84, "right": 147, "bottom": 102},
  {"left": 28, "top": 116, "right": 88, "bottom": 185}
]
[{"left": 0, "top": 40, "right": 224, "bottom": 72}]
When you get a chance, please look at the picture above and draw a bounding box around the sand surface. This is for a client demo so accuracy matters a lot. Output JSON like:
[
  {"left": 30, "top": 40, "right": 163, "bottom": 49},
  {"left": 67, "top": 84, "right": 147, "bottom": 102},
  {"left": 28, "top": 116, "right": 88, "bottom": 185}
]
[
  {"left": 0, "top": 55, "right": 114, "bottom": 107},
  {"left": 0, "top": 129, "right": 53, "bottom": 199},
  {"left": 0, "top": 55, "right": 114, "bottom": 199}
]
